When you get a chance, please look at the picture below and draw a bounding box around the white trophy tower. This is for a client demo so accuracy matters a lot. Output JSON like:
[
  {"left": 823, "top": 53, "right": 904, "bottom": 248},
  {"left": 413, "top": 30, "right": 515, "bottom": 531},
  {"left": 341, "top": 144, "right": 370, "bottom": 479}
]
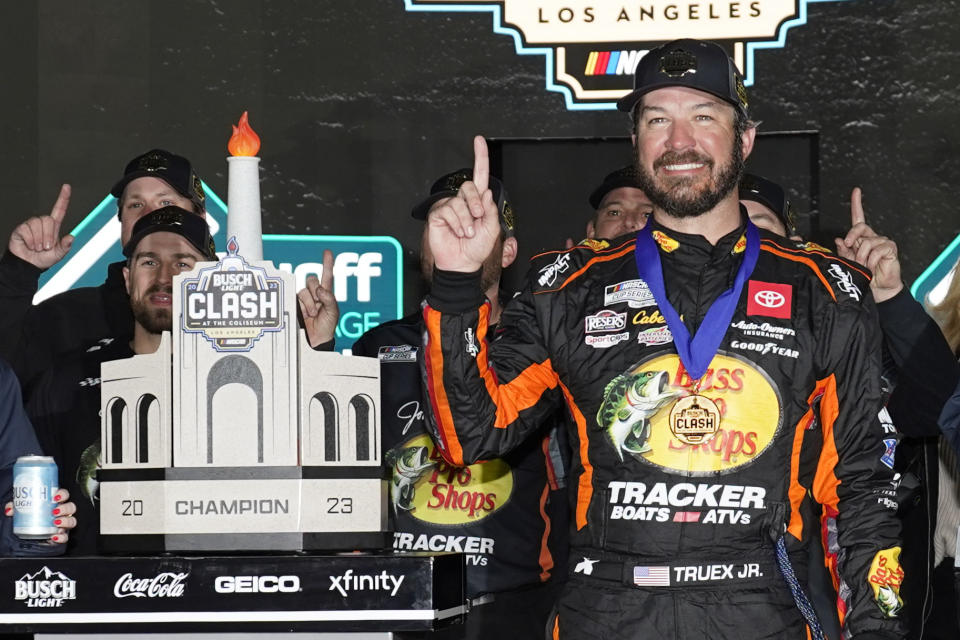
[{"left": 96, "top": 114, "right": 387, "bottom": 552}]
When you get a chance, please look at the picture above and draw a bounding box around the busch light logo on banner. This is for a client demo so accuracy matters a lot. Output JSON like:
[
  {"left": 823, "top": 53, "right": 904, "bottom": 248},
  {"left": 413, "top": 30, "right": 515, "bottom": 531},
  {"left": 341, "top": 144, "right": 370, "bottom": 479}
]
[
  {"left": 183, "top": 237, "right": 284, "bottom": 351},
  {"left": 35, "top": 185, "right": 402, "bottom": 351}
]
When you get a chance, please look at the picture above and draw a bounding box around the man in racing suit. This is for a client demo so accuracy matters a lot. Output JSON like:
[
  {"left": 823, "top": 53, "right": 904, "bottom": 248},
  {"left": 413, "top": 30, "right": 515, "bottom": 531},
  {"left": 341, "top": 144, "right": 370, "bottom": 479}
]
[
  {"left": 353, "top": 170, "right": 568, "bottom": 638},
  {"left": 420, "top": 39, "right": 903, "bottom": 639}
]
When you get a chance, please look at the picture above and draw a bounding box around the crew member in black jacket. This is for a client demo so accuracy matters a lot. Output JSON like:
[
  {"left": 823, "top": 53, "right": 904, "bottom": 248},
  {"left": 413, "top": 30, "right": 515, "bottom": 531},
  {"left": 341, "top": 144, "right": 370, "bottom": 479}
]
[{"left": 0, "top": 149, "right": 207, "bottom": 391}]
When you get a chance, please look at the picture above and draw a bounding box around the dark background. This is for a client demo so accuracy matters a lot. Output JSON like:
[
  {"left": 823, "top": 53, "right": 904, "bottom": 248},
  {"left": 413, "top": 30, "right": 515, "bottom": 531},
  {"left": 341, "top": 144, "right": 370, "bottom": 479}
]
[{"left": 2, "top": 1, "right": 957, "bottom": 312}]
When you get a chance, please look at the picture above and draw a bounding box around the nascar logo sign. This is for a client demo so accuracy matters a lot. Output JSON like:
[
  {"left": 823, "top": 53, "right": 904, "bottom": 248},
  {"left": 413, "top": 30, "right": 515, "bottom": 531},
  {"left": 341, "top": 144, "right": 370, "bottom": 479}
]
[
  {"left": 404, "top": 0, "right": 858, "bottom": 110},
  {"left": 36, "top": 184, "right": 402, "bottom": 351}
]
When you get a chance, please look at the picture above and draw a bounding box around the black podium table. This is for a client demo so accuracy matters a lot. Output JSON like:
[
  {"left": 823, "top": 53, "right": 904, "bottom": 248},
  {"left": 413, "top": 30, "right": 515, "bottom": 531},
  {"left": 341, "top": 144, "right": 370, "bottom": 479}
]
[{"left": 0, "top": 552, "right": 464, "bottom": 633}]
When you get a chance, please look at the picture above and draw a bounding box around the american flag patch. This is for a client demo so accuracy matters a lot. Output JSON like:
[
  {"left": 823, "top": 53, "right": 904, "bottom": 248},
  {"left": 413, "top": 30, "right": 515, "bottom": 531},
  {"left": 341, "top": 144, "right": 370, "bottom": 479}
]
[
  {"left": 673, "top": 511, "right": 701, "bottom": 523},
  {"left": 633, "top": 566, "right": 671, "bottom": 587}
]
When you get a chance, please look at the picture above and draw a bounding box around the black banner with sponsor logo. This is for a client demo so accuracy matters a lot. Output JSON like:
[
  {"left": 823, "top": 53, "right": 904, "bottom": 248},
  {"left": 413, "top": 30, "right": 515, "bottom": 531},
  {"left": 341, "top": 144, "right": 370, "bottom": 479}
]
[{"left": 0, "top": 553, "right": 464, "bottom": 632}]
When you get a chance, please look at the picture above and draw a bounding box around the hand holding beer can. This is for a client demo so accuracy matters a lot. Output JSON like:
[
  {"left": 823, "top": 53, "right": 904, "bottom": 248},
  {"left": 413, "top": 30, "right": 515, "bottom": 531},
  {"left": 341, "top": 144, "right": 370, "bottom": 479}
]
[{"left": 13, "top": 456, "right": 59, "bottom": 539}]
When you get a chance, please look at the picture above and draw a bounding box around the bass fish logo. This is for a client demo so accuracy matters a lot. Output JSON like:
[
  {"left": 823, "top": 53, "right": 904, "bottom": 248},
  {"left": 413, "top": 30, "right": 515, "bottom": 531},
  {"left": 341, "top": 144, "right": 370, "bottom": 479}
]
[
  {"left": 596, "top": 370, "right": 680, "bottom": 461},
  {"left": 596, "top": 352, "right": 782, "bottom": 475},
  {"left": 385, "top": 445, "right": 435, "bottom": 513},
  {"left": 388, "top": 434, "right": 513, "bottom": 524}
]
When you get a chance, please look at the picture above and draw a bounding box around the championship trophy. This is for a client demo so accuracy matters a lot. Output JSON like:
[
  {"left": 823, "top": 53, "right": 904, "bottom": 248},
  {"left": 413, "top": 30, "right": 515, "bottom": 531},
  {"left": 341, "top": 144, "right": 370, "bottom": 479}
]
[{"left": 96, "top": 114, "right": 388, "bottom": 552}]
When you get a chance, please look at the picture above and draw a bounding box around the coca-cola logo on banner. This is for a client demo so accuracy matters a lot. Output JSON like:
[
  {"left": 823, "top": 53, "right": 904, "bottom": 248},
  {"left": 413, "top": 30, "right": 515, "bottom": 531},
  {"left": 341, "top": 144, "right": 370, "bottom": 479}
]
[{"left": 113, "top": 572, "right": 189, "bottom": 598}]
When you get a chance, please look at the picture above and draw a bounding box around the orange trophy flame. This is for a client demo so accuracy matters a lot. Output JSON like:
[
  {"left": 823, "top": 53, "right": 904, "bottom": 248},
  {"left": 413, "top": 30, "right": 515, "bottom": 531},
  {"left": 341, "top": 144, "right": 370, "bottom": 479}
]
[{"left": 228, "top": 111, "right": 261, "bottom": 157}]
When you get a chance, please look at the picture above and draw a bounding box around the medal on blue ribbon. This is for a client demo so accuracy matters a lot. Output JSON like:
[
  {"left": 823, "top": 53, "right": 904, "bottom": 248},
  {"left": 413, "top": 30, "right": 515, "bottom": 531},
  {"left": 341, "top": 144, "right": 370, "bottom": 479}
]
[{"left": 634, "top": 220, "right": 760, "bottom": 444}]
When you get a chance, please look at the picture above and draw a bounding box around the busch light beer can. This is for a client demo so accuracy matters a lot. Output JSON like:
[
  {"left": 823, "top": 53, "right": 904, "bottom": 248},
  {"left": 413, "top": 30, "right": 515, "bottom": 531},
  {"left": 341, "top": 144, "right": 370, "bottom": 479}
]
[{"left": 13, "top": 456, "right": 58, "bottom": 539}]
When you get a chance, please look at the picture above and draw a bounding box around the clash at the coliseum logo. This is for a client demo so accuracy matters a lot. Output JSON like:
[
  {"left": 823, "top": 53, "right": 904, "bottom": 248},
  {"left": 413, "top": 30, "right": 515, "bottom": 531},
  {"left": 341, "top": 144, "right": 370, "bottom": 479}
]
[{"left": 404, "top": 0, "right": 858, "bottom": 109}]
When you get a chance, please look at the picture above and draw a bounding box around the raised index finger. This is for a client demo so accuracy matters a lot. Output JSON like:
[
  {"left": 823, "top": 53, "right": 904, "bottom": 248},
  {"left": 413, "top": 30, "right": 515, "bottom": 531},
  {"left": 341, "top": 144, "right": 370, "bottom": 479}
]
[
  {"left": 320, "top": 249, "right": 334, "bottom": 293},
  {"left": 472, "top": 135, "right": 489, "bottom": 194},
  {"left": 50, "top": 184, "right": 71, "bottom": 223},
  {"left": 850, "top": 187, "right": 865, "bottom": 228}
]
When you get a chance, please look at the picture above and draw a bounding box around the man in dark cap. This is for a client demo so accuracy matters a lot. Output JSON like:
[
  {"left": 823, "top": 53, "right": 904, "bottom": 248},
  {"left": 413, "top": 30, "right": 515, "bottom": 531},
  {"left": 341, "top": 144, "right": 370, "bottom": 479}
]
[
  {"left": 419, "top": 39, "right": 904, "bottom": 638},
  {"left": 347, "top": 169, "right": 568, "bottom": 639},
  {"left": 24, "top": 206, "right": 216, "bottom": 555},
  {"left": 586, "top": 166, "right": 653, "bottom": 241},
  {"left": 739, "top": 172, "right": 798, "bottom": 239},
  {"left": 0, "top": 149, "right": 207, "bottom": 389}
]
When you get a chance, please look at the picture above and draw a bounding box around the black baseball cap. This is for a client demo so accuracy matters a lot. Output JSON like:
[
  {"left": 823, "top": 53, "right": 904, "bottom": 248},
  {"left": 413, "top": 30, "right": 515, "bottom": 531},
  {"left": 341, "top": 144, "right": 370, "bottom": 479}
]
[
  {"left": 111, "top": 149, "right": 206, "bottom": 215},
  {"left": 410, "top": 168, "right": 516, "bottom": 237},
  {"left": 123, "top": 206, "right": 217, "bottom": 261},
  {"left": 616, "top": 39, "right": 748, "bottom": 118},
  {"left": 740, "top": 173, "right": 796, "bottom": 236},
  {"left": 589, "top": 166, "right": 646, "bottom": 210}
]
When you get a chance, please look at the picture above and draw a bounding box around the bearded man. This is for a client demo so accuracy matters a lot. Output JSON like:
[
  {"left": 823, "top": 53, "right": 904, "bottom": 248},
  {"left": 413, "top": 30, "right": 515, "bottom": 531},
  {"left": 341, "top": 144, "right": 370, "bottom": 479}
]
[
  {"left": 418, "top": 39, "right": 904, "bottom": 639},
  {"left": 24, "top": 207, "right": 216, "bottom": 555}
]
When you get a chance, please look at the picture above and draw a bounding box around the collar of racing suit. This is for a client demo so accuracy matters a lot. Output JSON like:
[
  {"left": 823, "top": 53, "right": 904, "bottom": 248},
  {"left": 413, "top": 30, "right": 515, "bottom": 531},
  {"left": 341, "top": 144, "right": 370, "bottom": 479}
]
[{"left": 646, "top": 211, "right": 749, "bottom": 336}]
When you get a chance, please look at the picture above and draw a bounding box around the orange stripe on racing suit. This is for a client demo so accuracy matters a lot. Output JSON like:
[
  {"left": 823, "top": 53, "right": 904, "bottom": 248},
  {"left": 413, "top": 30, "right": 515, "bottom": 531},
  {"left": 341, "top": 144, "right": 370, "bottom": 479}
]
[
  {"left": 787, "top": 405, "right": 818, "bottom": 540},
  {"left": 537, "top": 467, "right": 555, "bottom": 581},
  {"left": 535, "top": 242, "right": 635, "bottom": 295},
  {"left": 560, "top": 381, "right": 592, "bottom": 531},
  {"left": 760, "top": 244, "right": 837, "bottom": 302},
  {"left": 422, "top": 305, "right": 465, "bottom": 465},
  {"left": 763, "top": 239, "right": 872, "bottom": 282},
  {"left": 810, "top": 375, "right": 845, "bottom": 626}
]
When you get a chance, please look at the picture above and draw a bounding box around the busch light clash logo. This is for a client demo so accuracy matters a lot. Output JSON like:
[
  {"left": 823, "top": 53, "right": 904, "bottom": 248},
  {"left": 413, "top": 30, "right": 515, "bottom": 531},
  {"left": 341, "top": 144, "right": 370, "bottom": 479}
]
[
  {"left": 182, "top": 237, "right": 284, "bottom": 351},
  {"left": 404, "top": 0, "right": 856, "bottom": 109},
  {"left": 386, "top": 434, "right": 514, "bottom": 524},
  {"left": 596, "top": 352, "right": 782, "bottom": 475}
]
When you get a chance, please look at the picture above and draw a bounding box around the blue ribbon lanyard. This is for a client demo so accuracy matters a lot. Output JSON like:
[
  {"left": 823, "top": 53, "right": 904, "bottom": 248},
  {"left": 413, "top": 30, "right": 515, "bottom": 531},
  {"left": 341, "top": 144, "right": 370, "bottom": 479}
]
[{"left": 634, "top": 220, "right": 760, "bottom": 381}]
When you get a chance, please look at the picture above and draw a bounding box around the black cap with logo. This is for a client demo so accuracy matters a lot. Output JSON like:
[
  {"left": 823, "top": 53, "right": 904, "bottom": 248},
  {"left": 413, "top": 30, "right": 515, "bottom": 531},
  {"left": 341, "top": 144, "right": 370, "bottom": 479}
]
[
  {"left": 616, "top": 39, "right": 748, "bottom": 118},
  {"left": 111, "top": 149, "right": 206, "bottom": 216},
  {"left": 410, "top": 168, "right": 516, "bottom": 237},
  {"left": 123, "top": 205, "right": 217, "bottom": 261},
  {"left": 740, "top": 173, "right": 797, "bottom": 236},
  {"left": 589, "top": 166, "right": 646, "bottom": 210}
]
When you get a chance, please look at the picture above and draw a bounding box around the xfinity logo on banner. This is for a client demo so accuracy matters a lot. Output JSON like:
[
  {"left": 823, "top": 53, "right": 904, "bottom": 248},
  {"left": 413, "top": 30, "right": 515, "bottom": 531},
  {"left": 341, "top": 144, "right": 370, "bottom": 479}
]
[
  {"left": 215, "top": 575, "right": 301, "bottom": 594},
  {"left": 113, "top": 572, "right": 188, "bottom": 598},
  {"left": 35, "top": 184, "right": 402, "bottom": 351},
  {"left": 328, "top": 569, "right": 405, "bottom": 597},
  {"left": 404, "top": 0, "right": 857, "bottom": 110},
  {"left": 15, "top": 567, "right": 77, "bottom": 608}
]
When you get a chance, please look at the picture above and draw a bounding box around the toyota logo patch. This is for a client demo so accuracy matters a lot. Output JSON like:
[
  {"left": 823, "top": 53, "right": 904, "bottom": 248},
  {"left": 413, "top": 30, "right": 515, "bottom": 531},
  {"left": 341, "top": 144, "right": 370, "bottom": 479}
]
[
  {"left": 754, "top": 290, "right": 785, "bottom": 309},
  {"left": 746, "top": 280, "right": 792, "bottom": 319}
]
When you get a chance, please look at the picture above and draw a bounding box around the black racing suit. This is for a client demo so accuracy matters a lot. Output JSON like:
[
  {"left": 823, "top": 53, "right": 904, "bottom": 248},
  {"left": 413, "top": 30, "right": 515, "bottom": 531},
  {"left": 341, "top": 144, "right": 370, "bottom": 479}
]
[
  {"left": 422, "top": 220, "right": 904, "bottom": 639},
  {"left": 0, "top": 252, "right": 132, "bottom": 391},
  {"left": 354, "top": 312, "right": 569, "bottom": 639}
]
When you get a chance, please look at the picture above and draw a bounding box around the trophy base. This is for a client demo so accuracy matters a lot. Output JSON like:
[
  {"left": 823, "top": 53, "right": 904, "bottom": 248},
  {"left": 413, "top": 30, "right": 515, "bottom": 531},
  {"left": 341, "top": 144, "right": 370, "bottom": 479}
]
[{"left": 98, "top": 466, "right": 388, "bottom": 554}]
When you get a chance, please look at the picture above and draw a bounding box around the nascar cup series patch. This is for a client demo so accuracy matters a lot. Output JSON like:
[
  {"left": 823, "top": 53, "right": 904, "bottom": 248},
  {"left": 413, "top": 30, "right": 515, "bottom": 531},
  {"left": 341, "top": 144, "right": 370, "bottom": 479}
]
[{"left": 596, "top": 352, "right": 782, "bottom": 475}]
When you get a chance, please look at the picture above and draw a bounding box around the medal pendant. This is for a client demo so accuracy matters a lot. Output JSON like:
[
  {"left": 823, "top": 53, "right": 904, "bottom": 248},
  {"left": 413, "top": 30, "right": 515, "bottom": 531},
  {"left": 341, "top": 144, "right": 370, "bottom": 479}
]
[{"left": 669, "top": 394, "right": 721, "bottom": 445}]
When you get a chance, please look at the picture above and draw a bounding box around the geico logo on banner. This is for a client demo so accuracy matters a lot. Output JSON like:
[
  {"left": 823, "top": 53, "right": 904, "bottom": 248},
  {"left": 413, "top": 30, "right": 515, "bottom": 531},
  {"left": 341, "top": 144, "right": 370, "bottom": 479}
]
[
  {"left": 35, "top": 186, "right": 403, "bottom": 351},
  {"left": 214, "top": 575, "right": 301, "bottom": 593}
]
